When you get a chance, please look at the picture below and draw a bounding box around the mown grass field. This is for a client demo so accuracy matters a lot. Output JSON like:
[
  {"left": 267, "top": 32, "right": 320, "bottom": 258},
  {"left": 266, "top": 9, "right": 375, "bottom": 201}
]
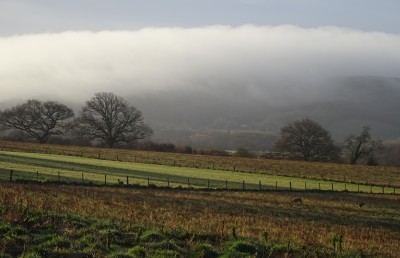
[
  {"left": 0, "top": 150, "right": 397, "bottom": 194},
  {"left": 1, "top": 140, "right": 400, "bottom": 188},
  {"left": 1, "top": 182, "right": 399, "bottom": 257}
]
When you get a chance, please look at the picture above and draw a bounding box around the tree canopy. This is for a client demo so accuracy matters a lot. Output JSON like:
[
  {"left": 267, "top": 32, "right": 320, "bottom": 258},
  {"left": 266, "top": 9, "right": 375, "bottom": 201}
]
[
  {"left": 0, "top": 99, "right": 74, "bottom": 143},
  {"left": 275, "top": 118, "right": 339, "bottom": 161},
  {"left": 73, "top": 92, "right": 153, "bottom": 148}
]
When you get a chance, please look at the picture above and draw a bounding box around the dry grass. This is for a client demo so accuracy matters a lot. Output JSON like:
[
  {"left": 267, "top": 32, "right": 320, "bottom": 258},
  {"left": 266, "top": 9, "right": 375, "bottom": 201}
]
[{"left": 1, "top": 182, "right": 399, "bottom": 257}]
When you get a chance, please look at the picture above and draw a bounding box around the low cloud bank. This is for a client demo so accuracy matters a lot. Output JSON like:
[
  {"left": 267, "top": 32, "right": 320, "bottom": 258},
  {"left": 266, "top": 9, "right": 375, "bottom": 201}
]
[{"left": 0, "top": 25, "right": 399, "bottom": 105}]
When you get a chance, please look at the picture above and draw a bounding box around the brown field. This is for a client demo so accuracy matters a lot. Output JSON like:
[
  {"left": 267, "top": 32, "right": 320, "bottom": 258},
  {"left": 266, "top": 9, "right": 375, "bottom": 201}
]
[{"left": 1, "top": 181, "right": 399, "bottom": 257}]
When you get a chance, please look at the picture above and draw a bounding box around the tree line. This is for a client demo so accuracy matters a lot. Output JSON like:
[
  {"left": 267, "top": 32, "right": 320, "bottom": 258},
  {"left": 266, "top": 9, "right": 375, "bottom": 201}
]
[
  {"left": 274, "top": 118, "right": 382, "bottom": 165},
  {"left": 0, "top": 92, "right": 152, "bottom": 148},
  {"left": 0, "top": 93, "right": 382, "bottom": 165}
]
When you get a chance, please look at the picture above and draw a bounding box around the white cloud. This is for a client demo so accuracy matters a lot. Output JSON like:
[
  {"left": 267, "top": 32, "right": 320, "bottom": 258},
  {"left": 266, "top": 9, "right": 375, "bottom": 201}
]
[{"left": 0, "top": 25, "right": 400, "bottom": 104}]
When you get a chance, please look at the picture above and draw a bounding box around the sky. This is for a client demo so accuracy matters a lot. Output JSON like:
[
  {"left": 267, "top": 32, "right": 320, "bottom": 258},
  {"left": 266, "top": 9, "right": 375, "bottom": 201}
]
[
  {"left": 1, "top": 0, "right": 400, "bottom": 140},
  {"left": 1, "top": 0, "right": 400, "bottom": 35}
]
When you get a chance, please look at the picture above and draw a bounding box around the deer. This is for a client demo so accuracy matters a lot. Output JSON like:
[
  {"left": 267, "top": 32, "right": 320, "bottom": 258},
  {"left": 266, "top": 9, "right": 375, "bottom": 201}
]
[{"left": 292, "top": 198, "right": 303, "bottom": 204}]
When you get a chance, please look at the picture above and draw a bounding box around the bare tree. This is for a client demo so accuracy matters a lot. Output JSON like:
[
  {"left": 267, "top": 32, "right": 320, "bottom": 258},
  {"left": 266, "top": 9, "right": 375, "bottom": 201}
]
[
  {"left": 74, "top": 92, "right": 153, "bottom": 148},
  {"left": 343, "top": 126, "right": 382, "bottom": 164},
  {"left": 275, "top": 118, "right": 339, "bottom": 161},
  {"left": 0, "top": 99, "right": 74, "bottom": 143}
]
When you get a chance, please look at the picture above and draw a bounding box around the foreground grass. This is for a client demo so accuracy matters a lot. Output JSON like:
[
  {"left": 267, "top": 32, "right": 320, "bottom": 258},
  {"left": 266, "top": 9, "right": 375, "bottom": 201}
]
[
  {"left": 1, "top": 182, "right": 399, "bottom": 257},
  {"left": 0, "top": 151, "right": 397, "bottom": 194},
  {"left": 1, "top": 140, "right": 400, "bottom": 187}
]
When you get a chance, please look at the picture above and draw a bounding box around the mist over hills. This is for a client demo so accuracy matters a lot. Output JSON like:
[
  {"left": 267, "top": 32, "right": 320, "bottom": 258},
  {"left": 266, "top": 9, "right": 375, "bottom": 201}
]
[
  {"left": 129, "top": 76, "right": 400, "bottom": 150},
  {"left": 1, "top": 26, "right": 400, "bottom": 150}
]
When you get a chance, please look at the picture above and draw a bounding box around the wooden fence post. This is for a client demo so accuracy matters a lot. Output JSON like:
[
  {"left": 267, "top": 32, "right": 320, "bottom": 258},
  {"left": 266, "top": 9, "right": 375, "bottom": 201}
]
[
  {"left": 319, "top": 183, "right": 321, "bottom": 191},
  {"left": 36, "top": 171, "right": 39, "bottom": 181},
  {"left": 370, "top": 185, "right": 373, "bottom": 193},
  {"left": 259, "top": 181, "right": 261, "bottom": 191},
  {"left": 290, "top": 182, "right": 292, "bottom": 191},
  {"left": 126, "top": 176, "right": 129, "bottom": 186},
  {"left": 188, "top": 178, "right": 190, "bottom": 188},
  {"left": 344, "top": 184, "right": 347, "bottom": 191},
  {"left": 167, "top": 178, "right": 170, "bottom": 187},
  {"left": 9, "top": 170, "right": 13, "bottom": 182},
  {"left": 104, "top": 174, "right": 107, "bottom": 185},
  {"left": 331, "top": 183, "right": 334, "bottom": 191},
  {"left": 242, "top": 180, "right": 245, "bottom": 190},
  {"left": 275, "top": 181, "right": 277, "bottom": 190},
  {"left": 148, "top": 177, "right": 150, "bottom": 186},
  {"left": 304, "top": 182, "right": 307, "bottom": 190},
  {"left": 58, "top": 172, "right": 60, "bottom": 182},
  {"left": 81, "top": 173, "right": 84, "bottom": 183},
  {"left": 208, "top": 179, "right": 210, "bottom": 189}
]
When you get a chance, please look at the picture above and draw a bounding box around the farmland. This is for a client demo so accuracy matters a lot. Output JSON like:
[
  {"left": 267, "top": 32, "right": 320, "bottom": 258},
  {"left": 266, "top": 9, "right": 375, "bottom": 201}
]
[
  {"left": 1, "top": 140, "right": 400, "bottom": 188},
  {"left": 1, "top": 141, "right": 400, "bottom": 257},
  {"left": 1, "top": 182, "right": 400, "bottom": 257}
]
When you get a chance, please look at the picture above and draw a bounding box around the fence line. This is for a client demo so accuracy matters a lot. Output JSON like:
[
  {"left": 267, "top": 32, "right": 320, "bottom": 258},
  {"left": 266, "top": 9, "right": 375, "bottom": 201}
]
[
  {"left": 1, "top": 168, "right": 398, "bottom": 195},
  {"left": 1, "top": 145, "right": 398, "bottom": 190}
]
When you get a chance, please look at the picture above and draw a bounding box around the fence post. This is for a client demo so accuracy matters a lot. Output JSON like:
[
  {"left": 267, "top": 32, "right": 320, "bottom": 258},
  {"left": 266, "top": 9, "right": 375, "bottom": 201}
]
[
  {"left": 370, "top": 185, "right": 373, "bottom": 193},
  {"left": 259, "top": 181, "right": 261, "bottom": 191},
  {"left": 275, "top": 181, "right": 277, "bottom": 190},
  {"left": 358, "top": 184, "right": 360, "bottom": 193},
  {"left": 104, "top": 174, "right": 107, "bottom": 185},
  {"left": 345, "top": 184, "right": 347, "bottom": 191},
  {"left": 331, "top": 183, "right": 334, "bottom": 191},
  {"left": 208, "top": 179, "right": 210, "bottom": 189},
  {"left": 305, "top": 182, "right": 307, "bottom": 190},
  {"left": 290, "top": 182, "right": 292, "bottom": 191},
  {"left": 167, "top": 178, "right": 170, "bottom": 187},
  {"left": 81, "top": 173, "right": 84, "bottom": 183},
  {"left": 148, "top": 177, "right": 150, "bottom": 186},
  {"left": 9, "top": 170, "right": 13, "bottom": 182},
  {"left": 242, "top": 180, "right": 245, "bottom": 190},
  {"left": 234, "top": 166, "right": 236, "bottom": 172},
  {"left": 37, "top": 171, "right": 39, "bottom": 181},
  {"left": 319, "top": 183, "right": 321, "bottom": 191},
  {"left": 126, "top": 176, "right": 129, "bottom": 186},
  {"left": 188, "top": 178, "right": 190, "bottom": 188},
  {"left": 58, "top": 172, "right": 60, "bottom": 182}
]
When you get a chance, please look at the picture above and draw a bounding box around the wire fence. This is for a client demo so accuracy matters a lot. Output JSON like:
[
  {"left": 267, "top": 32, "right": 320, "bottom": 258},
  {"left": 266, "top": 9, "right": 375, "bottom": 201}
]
[{"left": 1, "top": 168, "right": 398, "bottom": 195}]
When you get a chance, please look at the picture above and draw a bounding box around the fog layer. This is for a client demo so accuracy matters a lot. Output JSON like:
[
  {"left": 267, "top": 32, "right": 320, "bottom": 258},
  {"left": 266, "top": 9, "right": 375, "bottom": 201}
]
[{"left": 1, "top": 25, "right": 400, "bottom": 143}]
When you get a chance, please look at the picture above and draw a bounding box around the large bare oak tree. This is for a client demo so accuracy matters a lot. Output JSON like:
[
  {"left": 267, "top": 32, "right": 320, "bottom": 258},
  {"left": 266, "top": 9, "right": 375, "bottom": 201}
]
[
  {"left": 0, "top": 99, "right": 74, "bottom": 143},
  {"left": 343, "top": 126, "right": 382, "bottom": 164},
  {"left": 275, "top": 118, "right": 339, "bottom": 161},
  {"left": 74, "top": 92, "right": 152, "bottom": 148}
]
